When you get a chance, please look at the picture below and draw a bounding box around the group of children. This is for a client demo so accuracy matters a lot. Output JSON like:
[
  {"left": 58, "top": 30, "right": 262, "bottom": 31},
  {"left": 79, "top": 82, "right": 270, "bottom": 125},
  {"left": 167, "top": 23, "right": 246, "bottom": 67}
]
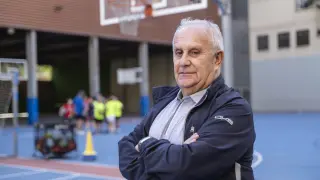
[{"left": 59, "top": 90, "right": 123, "bottom": 134}]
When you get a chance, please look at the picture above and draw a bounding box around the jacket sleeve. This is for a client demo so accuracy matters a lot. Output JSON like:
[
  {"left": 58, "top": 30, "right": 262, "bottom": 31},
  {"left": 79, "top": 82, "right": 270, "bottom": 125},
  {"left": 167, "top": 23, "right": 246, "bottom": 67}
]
[
  {"left": 118, "top": 118, "right": 148, "bottom": 180},
  {"left": 139, "top": 102, "right": 256, "bottom": 179}
]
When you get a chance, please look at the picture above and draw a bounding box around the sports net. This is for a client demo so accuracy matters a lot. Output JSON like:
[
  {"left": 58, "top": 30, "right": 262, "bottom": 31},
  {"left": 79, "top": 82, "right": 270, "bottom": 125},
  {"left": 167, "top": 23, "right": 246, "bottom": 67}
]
[
  {"left": 102, "top": 0, "right": 206, "bottom": 36},
  {"left": 0, "top": 81, "right": 12, "bottom": 116},
  {"left": 106, "top": 0, "right": 148, "bottom": 36},
  {"left": 0, "top": 79, "right": 16, "bottom": 158},
  {"left": 0, "top": 59, "right": 26, "bottom": 158}
]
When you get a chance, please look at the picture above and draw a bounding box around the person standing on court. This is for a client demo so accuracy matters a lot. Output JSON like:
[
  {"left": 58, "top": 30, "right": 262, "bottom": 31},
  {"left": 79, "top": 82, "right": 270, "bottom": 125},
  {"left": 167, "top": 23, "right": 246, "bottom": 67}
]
[
  {"left": 85, "top": 96, "right": 94, "bottom": 129},
  {"left": 105, "top": 95, "right": 118, "bottom": 133},
  {"left": 109, "top": 95, "right": 123, "bottom": 130},
  {"left": 73, "top": 90, "right": 86, "bottom": 134},
  {"left": 118, "top": 18, "right": 256, "bottom": 180},
  {"left": 58, "top": 98, "right": 74, "bottom": 122},
  {"left": 93, "top": 94, "right": 105, "bottom": 134}
]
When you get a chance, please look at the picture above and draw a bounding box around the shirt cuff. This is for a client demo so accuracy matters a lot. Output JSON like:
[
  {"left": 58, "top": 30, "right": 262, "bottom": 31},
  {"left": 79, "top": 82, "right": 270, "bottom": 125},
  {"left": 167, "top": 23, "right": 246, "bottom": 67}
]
[
  {"left": 138, "top": 136, "right": 152, "bottom": 152},
  {"left": 139, "top": 136, "right": 152, "bottom": 145}
]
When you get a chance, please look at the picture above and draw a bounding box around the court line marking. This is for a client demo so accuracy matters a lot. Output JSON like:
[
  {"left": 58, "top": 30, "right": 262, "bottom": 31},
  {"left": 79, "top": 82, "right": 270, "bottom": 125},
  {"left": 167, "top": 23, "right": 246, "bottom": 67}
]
[
  {"left": 8, "top": 149, "right": 263, "bottom": 170},
  {"left": 252, "top": 150, "right": 263, "bottom": 169},
  {"left": 15, "top": 151, "right": 263, "bottom": 171},
  {"left": 0, "top": 163, "right": 124, "bottom": 180},
  {"left": 19, "top": 157, "right": 119, "bottom": 169},
  {"left": 0, "top": 169, "right": 46, "bottom": 179},
  {"left": 50, "top": 173, "right": 81, "bottom": 180},
  {"left": 56, "top": 159, "right": 119, "bottom": 168}
]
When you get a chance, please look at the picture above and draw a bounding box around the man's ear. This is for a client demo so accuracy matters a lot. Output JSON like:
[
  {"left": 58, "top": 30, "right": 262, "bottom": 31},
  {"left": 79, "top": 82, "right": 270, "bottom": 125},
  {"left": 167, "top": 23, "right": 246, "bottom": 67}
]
[{"left": 214, "top": 50, "right": 224, "bottom": 66}]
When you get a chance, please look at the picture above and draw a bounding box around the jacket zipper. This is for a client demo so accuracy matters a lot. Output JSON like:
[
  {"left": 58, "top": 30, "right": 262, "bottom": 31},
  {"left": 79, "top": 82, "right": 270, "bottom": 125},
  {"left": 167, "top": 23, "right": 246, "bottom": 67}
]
[
  {"left": 184, "top": 93, "right": 208, "bottom": 137},
  {"left": 160, "top": 100, "right": 184, "bottom": 139}
]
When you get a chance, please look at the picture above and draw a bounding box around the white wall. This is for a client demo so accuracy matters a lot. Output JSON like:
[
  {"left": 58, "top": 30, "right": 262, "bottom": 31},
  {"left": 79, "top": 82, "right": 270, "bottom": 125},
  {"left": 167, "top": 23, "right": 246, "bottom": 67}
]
[
  {"left": 248, "top": 0, "right": 320, "bottom": 112},
  {"left": 249, "top": 0, "right": 320, "bottom": 60},
  {"left": 249, "top": 0, "right": 318, "bottom": 29},
  {"left": 250, "top": 22, "right": 320, "bottom": 60}
]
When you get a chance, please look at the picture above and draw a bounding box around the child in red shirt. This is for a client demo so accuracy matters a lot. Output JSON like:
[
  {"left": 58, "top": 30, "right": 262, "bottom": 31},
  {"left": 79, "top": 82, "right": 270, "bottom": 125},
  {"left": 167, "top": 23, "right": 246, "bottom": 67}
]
[{"left": 59, "top": 98, "right": 74, "bottom": 121}]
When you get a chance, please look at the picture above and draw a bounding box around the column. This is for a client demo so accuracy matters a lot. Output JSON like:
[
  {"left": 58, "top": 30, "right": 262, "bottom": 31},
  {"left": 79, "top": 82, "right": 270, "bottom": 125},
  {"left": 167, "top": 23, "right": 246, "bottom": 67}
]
[
  {"left": 139, "top": 42, "right": 149, "bottom": 116},
  {"left": 88, "top": 36, "right": 100, "bottom": 97},
  {"left": 221, "top": 1, "right": 234, "bottom": 87},
  {"left": 26, "top": 30, "right": 38, "bottom": 125}
]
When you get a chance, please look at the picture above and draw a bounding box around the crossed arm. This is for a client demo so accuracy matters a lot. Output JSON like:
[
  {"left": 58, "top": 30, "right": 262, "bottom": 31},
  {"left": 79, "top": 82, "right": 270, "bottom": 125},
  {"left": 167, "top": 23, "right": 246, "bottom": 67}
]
[{"left": 118, "top": 103, "right": 255, "bottom": 180}]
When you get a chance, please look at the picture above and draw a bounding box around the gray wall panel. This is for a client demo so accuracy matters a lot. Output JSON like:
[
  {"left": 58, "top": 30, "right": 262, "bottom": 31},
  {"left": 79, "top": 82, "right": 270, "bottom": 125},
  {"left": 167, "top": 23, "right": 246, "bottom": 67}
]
[{"left": 251, "top": 55, "right": 320, "bottom": 112}]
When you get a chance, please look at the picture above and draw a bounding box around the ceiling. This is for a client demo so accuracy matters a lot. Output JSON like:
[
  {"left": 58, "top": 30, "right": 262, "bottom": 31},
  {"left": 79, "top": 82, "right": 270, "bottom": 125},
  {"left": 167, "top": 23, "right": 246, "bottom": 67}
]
[{"left": 0, "top": 28, "right": 171, "bottom": 65}]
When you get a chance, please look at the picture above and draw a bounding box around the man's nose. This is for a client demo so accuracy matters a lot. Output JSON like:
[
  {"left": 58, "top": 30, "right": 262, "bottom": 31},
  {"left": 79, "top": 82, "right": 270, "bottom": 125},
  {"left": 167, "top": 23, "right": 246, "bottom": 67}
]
[{"left": 179, "top": 54, "right": 191, "bottom": 66}]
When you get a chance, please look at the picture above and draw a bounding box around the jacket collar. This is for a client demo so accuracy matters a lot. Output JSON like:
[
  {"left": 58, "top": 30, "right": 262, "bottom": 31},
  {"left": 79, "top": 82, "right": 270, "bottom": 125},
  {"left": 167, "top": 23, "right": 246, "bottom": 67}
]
[
  {"left": 176, "top": 88, "right": 208, "bottom": 104},
  {"left": 205, "top": 74, "right": 225, "bottom": 100},
  {"left": 152, "top": 75, "right": 225, "bottom": 104}
]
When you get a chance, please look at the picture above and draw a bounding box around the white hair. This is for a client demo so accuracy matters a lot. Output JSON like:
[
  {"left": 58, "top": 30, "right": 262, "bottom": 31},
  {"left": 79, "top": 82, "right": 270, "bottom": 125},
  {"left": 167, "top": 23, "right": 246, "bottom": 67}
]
[{"left": 172, "top": 18, "right": 224, "bottom": 52}]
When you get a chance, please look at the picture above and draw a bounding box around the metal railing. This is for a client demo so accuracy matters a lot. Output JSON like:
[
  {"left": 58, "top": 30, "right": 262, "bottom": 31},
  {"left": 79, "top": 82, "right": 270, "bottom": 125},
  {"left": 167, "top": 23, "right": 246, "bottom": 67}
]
[{"left": 0, "top": 112, "right": 28, "bottom": 128}]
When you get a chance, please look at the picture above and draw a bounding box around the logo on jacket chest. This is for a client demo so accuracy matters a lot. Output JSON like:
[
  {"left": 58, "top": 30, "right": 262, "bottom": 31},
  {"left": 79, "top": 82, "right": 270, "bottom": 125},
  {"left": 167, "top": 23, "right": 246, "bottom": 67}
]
[
  {"left": 214, "top": 115, "right": 234, "bottom": 125},
  {"left": 190, "top": 126, "right": 195, "bottom": 133}
]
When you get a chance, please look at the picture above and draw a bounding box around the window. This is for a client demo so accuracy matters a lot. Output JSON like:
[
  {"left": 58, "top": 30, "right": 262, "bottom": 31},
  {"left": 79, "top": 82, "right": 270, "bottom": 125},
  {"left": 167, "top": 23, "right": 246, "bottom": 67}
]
[
  {"left": 296, "top": 29, "right": 309, "bottom": 46},
  {"left": 257, "top": 35, "right": 269, "bottom": 51},
  {"left": 296, "top": 0, "right": 314, "bottom": 10},
  {"left": 189, "top": 0, "right": 202, "bottom": 3},
  {"left": 278, "top": 32, "right": 290, "bottom": 49}
]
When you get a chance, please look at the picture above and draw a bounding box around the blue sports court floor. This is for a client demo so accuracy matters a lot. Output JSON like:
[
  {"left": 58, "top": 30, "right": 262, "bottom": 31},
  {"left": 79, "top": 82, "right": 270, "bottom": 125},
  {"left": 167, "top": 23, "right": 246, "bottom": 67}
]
[{"left": 0, "top": 113, "right": 320, "bottom": 180}]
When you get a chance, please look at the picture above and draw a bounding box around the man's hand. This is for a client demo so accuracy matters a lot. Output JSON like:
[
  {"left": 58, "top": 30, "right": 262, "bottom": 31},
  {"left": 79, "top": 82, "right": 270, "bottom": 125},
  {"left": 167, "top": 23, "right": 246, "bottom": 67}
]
[{"left": 183, "top": 133, "right": 199, "bottom": 144}]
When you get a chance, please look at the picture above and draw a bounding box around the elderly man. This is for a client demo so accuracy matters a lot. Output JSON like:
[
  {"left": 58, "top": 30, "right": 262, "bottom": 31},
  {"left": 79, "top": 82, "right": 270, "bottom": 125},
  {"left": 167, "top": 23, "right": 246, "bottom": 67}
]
[{"left": 118, "top": 18, "right": 256, "bottom": 180}]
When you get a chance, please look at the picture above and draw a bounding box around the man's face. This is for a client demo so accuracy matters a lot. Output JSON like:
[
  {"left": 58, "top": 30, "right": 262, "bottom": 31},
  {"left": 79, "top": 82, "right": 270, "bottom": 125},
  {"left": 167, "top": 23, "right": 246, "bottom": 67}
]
[{"left": 173, "top": 26, "right": 223, "bottom": 92}]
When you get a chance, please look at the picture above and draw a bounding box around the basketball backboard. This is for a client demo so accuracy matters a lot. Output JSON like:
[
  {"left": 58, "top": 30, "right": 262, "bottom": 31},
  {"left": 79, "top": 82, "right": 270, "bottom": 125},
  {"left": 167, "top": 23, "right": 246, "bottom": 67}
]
[
  {"left": 0, "top": 58, "right": 28, "bottom": 81},
  {"left": 117, "top": 67, "right": 143, "bottom": 85},
  {"left": 99, "top": 0, "right": 208, "bottom": 26}
]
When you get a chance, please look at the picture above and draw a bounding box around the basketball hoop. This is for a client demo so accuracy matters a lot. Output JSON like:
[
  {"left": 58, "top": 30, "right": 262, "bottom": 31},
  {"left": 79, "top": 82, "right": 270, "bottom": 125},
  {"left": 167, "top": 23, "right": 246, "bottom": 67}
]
[
  {"left": 140, "top": 0, "right": 153, "bottom": 17},
  {"left": 100, "top": 0, "right": 208, "bottom": 27},
  {"left": 107, "top": 0, "right": 153, "bottom": 36},
  {"left": 144, "top": 4, "right": 153, "bottom": 17}
]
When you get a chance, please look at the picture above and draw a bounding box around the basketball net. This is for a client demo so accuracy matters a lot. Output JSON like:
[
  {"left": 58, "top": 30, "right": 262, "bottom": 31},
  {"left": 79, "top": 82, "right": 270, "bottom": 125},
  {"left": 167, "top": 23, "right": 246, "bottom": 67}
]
[{"left": 107, "top": 0, "right": 153, "bottom": 36}]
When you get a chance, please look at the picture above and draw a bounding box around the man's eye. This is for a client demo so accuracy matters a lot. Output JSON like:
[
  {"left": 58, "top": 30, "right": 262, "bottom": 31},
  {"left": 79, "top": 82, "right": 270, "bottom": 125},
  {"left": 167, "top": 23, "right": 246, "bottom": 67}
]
[
  {"left": 175, "top": 50, "right": 183, "bottom": 56},
  {"left": 190, "top": 51, "right": 200, "bottom": 55}
]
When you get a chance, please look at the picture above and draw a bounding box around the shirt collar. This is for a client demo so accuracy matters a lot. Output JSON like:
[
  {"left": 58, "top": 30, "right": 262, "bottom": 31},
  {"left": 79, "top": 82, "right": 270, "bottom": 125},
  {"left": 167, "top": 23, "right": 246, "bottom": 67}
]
[{"left": 176, "top": 88, "right": 208, "bottom": 104}]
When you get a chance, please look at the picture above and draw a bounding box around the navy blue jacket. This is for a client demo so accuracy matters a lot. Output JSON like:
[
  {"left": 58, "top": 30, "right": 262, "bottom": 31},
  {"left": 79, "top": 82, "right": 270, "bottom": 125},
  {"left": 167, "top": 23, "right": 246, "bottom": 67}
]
[{"left": 118, "top": 76, "right": 256, "bottom": 180}]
